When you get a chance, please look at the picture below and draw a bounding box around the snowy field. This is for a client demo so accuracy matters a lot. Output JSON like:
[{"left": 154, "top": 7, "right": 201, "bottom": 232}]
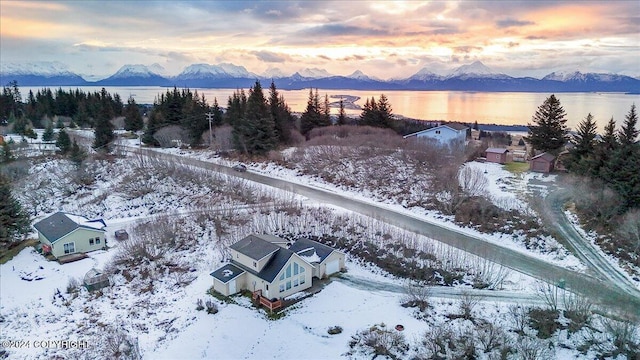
[{"left": 2, "top": 136, "right": 638, "bottom": 359}]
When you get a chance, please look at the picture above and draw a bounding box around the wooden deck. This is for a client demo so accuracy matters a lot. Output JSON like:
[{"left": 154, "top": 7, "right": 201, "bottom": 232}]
[
  {"left": 57, "top": 253, "right": 88, "bottom": 264},
  {"left": 252, "top": 290, "right": 282, "bottom": 312}
]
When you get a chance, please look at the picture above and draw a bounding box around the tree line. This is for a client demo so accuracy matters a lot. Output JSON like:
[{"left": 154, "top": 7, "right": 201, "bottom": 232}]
[{"left": 527, "top": 95, "right": 639, "bottom": 210}]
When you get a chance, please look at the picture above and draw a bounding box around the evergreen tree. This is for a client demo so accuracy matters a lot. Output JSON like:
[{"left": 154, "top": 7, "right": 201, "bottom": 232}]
[
  {"left": 42, "top": 121, "right": 55, "bottom": 142},
  {"left": 232, "top": 81, "right": 277, "bottom": 155},
  {"left": 0, "top": 174, "right": 30, "bottom": 243},
  {"left": 268, "top": 82, "right": 293, "bottom": 144},
  {"left": 210, "top": 98, "right": 224, "bottom": 127},
  {"left": 322, "top": 94, "right": 331, "bottom": 126},
  {"left": 594, "top": 118, "right": 618, "bottom": 180},
  {"left": 1, "top": 142, "right": 13, "bottom": 163},
  {"left": 69, "top": 139, "right": 87, "bottom": 165},
  {"left": 56, "top": 129, "right": 71, "bottom": 154},
  {"left": 567, "top": 113, "right": 598, "bottom": 175},
  {"left": 337, "top": 100, "right": 347, "bottom": 126},
  {"left": 618, "top": 104, "right": 639, "bottom": 147},
  {"left": 92, "top": 88, "right": 115, "bottom": 152},
  {"left": 376, "top": 94, "right": 393, "bottom": 128},
  {"left": 300, "top": 88, "right": 322, "bottom": 137},
  {"left": 124, "top": 97, "right": 144, "bottom": 132},
  {"left": 142, "top": 109, "right": 162, "bottom": 146},
  {"left": 525, "top": 94, "right": 569, "bottom": 154}
]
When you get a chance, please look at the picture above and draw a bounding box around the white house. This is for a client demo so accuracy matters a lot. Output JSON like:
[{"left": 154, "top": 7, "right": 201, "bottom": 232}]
[
  {"left": 403, "top": 123, "right": 469, "bottom": 148},
  {"left": 288, "top": 238, "right": 346, "bottom": 279}
]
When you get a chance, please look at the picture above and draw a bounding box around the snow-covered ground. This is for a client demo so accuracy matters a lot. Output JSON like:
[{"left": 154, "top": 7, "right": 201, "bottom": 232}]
[{"left": 2, "top": 137, "right": 636, "bottom": 359}]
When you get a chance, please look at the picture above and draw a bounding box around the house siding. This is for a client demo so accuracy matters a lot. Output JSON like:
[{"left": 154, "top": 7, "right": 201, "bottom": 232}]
[
  {"left": 413, "top": 127, "right": 466, "bottom": 148},
  {"left": 232, "top": 250, "right": 274, "bottom": 272},
  {"left": 314, "top": 251, "right": 346, "bottom": 278},
  {"left": 486, "top": 152, "right": 507, "bottom": 164},
  {"left": 49, "top": 228, "right": 105, "bottom": 258}
]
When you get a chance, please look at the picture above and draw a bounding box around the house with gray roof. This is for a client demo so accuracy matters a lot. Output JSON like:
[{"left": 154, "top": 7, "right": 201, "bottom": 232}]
[
  {"left": 403, "top": 123, "right": 469, "bottom": 149},
  {"left": 288, "top": 238, "right": 346, "bottom": 279},
  {"left": 33, "top": 212, "right": 106, "bottom": 259},
  {"left": 210, "top": 234, "right": 315, "bottom": 301}
]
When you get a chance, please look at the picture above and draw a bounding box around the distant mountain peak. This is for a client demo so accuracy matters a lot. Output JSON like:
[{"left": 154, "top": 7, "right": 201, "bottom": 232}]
[
  {"left": 450, "top": 61, "right": 495, "bottom": 77},
  {"left": 406, "top": 67, "right": 442, "bottom": 81},
  {"left": 262, "top": 67, "right": 289, "bottom": 78},
  {"left": 0, "top": 61, "right": 77, "bottom": 77},
  {"left": 347, "top": 70, "right": 374, "bottom": 80},
  {"left": 111, "top": 64, "right": 164, "bottom": 78},
  {"left": 297, "top": 68, "right": 334, "bottom": 79}
]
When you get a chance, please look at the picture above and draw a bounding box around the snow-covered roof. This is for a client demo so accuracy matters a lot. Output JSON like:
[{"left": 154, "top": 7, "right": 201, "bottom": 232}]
[
  {"left": 210, "top": 264, "right": 245, "bottom": 284},
  {"left": 289, "top": 238, "right": 340, "bottom": 264},
  {"left": 530, "top": 152, "right": 556, "bottom": 162},
  {"left": 33, "top": 212, "right": 106, "bottom": 243},
  {"left": 403, "top": 123, "right": 469, "bottom": 138},
  {"left": 296, "top": 247, "right": 322, "bottom": 263},
  {"left": 486, "top": 148, "right": 509, "bottom": 154}
]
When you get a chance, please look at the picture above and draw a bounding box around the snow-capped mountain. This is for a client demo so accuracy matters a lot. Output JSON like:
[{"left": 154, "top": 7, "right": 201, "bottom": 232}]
[
  {"left": 175, "top": 63, "right": 256, "bottom": 80},
  {"left": 0, "top": 61, "right": 88, "bottom": 86},
  {"left": 446, "top": 61, "right": 511, "bottom": 80},
  {"left": 110, "top": 64, "right": 164, "bottom": 79},
  {"left": 297, "top": 68, "right": 334, "bottom": 79},
  {"left": 346, "top": 70, "right": 380, "bottom": 81},
  {"left": 405, "top": 67, "right": 442, "bottom": 81},
  {"left": 542, "top": 71, "right": 629, "bottom": 82},
  {"left": 261, "top": 67, "right": 289, "bottom": 79},
  {"left": 0, "top": 61, "right": 77, "bottom": 77}
]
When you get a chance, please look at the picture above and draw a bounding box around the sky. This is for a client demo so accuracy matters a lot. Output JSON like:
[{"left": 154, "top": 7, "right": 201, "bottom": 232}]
[{"left": 1, "top": 0, "right": 639, "bottom": 80}]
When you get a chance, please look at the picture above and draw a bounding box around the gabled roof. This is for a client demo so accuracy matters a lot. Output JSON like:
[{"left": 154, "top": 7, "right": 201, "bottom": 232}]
[
  {"left": 33, "top": 212, "right": 106, "bottom": 243},
  {"left": 403, "top": 123, "right": 469, "bottom": 138},
  {"left": 486, "top": 147, "right": 509, "bottom": 154},
  {"left": 289, "top": 238, "right": 339, "bottom": 264},
  {"left": 530, "top": 152, "right": 556, "bottom": 162},
  {"left": 229, "top": 235, "right": 280, "bottom": 261},
  {"left": 233, "top": 248, "right": 294, "bottom": 283},
  {"left": 210, "top": 263, "right": 245, "bottom": 284}
]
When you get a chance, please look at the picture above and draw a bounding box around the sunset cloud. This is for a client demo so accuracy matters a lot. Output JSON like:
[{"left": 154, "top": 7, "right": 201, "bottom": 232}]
[{"left": 1, "top": 0, "right": 638, "bottom": 79}]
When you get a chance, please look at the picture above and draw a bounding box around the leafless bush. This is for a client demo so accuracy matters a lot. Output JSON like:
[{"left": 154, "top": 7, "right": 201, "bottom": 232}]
[
  {"left": 154, "top": 125, "right": 190, "bottom": 148},
  {"left": 535, "top": 281, "right": 560, "bottom": 312},
  {"left": 205, "top": 299, "right": 218, "bottom": 314},
  {"left": 66, "top": 277, "right": 81, "bottom": 294},
  {"left": 508, "top": 304, "right": 530, "bottom": 336},
  {"left": 619, "top": 209, "right": 640, "bottom": 255},
  {"left": 469, "top": 258, "right": 511, "bottom": 290},
  {"left": 419, "top": 325, "right": 477, "bottom": 359},
  {"left": 476, "top": 322, "right": 508, "bottom": 354},
  {"left": 562, "top": 293, "right": 592, "bottom": 334},
  {"left": 347, "top": 323, "right": 408, "bottom": 360},
  {"left": 458, "top": 290, "right": 483, "bottom": 321},
  {"left": 515, "top": 336, "right": 554, "bottom": 360},
  {"left": 103, "top": 326, "right": 141, "bottom": 360},
  {"left": 401, "top": 281, "right": 432, "bottom": 312},
  {"left": 212, "top": 125, "right": 233, "bottom": 151},
  {"left": 586, "top": 316, "right": 640, "bottom": 358}
]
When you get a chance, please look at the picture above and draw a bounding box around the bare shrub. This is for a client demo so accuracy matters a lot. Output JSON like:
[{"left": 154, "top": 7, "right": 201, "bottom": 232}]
[
  {"left": 458, "top": 290, "right": 483, "bottom": 321},
  {"left": 66, "top": 277, "right": 80, "bottom": 294},
  {"left": 508, "top": 304, "right": 530, "bottom": 336},
  {"left": 469, "top": 258, "right": 510, "bottom": 290},
  {"left": 515, "top": 336, "right": 554, "bottom": 360},
  {"left": 619, "top": 209, "right": 640, "bottom": 255},
  {"left": 103, "top": 326, "right": 142, "bottom": 360},
  {"left": 401, "top": 281, "right": 432, "bottom": 312},
  {"left": 154, "top": 125, "right": 190, "bottom": 148},
  {"left": 196, "top": 298, "right": 204, "bottom": 311},
  {"left": 419, "top": 325, "right": 478, "bottom": 359},
  {"left": 528, "top": 307, "right": 560, "bottom": 339},
  {"left": 205, "top": 299, "right": 218, "bottom": 314},
  {"left": 212, "top": 125, "right": 233, "bottom": 152},
  {"left": 328, "top": 326, "right": 343, "bottom": 335},
  {"left": 562, "top": 293, "right": 592, "bottom": 334},
  {"left": 476, "top": 322, "right": 509, "bottom": 354},
  {"left": 347, "top": 323, "right": 408, "bottom": 360},
  {"left": 535, "top": 281, "right": 560, "bottom": 312},
  {"left": 586, "top": 316, "right": 640, "bottom": 359}
]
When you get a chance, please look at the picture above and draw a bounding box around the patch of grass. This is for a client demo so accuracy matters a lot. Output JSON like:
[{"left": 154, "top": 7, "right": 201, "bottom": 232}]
[
  {"left": 207, "top": 286, "right": 237, "bottom": 305},
  {"left": 504, "top": 162, "right": 529, "bottom": 173},
  {"left": 0, "top": 239, "right": 38, "bottom": 265}
]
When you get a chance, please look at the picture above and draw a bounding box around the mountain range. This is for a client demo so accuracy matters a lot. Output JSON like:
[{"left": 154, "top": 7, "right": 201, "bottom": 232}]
[{"left": 1, "top": 61, "right": 638, "bottom": 93}]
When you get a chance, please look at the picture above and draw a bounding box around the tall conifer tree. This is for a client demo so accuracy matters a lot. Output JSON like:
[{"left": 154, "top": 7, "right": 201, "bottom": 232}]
[{"left": 525, "top": 94, "right": 569, "bottom": 154}]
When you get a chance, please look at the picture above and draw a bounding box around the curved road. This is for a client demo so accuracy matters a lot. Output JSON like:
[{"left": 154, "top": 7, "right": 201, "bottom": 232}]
[
  {"left": 125, "top": 147, "right": 640, "bottom": 320},
  {"left": 545, "top": 189, "right": 640, "bottom": 297}
]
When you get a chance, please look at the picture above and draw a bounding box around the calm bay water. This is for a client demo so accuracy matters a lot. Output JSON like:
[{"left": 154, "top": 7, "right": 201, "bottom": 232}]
[{"left": 25, "top": 86, "right": 639, "bottom": 131}]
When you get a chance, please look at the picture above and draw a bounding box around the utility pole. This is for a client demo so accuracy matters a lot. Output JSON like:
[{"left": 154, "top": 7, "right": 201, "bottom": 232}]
[{"left": 206, "top": 112, "right": 214, "bottom": 148}]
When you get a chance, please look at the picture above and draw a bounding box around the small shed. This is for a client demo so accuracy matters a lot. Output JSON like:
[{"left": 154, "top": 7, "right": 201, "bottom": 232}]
[
  {"left": 485, "top": 148, "right": 509, "bottom": 164},
  {"left": 83, "top": 268, "right": 110, "bottom": 291},
  {"left": 529, "top": 152, "right": 556, "bottom": 173}
]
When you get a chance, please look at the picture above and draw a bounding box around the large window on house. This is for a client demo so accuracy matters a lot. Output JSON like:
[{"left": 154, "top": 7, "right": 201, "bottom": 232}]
[
  {"left": 63, "top": 242, "right": 75, "bottom": 254},
  {"left": 279, "top": 261, "right": 307, "bottom": 291},
  {"left": 300, "top": 275, "right": 305, "bottom": 285},
  {"left": 279, "top": 284, "right": 285, "bottom": 293}
]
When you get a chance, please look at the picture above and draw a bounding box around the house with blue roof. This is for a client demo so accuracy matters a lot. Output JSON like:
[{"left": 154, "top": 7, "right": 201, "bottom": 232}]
[
  {"left": 210, "top": 235, "right": 345, "bottom": 305},
  {"left": 33, "top": 212, "right": 106, "bottom": 259}
]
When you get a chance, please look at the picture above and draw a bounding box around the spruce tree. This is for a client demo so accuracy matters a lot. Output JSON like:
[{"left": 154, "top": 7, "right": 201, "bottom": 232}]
[
  {"left": 0, "top": 174, "right": 30, "bottom": 243},
  {"left": 93, "top": 89, "right": 115, "bottom": 152},
  {"left": 42, "top": 122, "right": 55, "bottom": 142},
  {"left": 525, "top": 94, "right": 569, "bottom": 154},
  {"left": 69, "top": 139, "right": 87, "bottom": 165},
  {"left": 233, "top": 81, "right": 276, "bottom": 155},
  {"left": 618, "top": 104, "right": 639, "bottom": 147},
  {"left": 1, "top": 142, "right": 13, "bottom": 163},
  {"left": 300, "top": 88, "right": 321, "bottom": 137},
  {"left": 376, "top": 94, "right": 393, "bottom": 128},
  {"left": 56, "top": 129, "right": 71, "bottom": 154},
  {"left": 567, "top": 113, "right": 598, "bottom": 175},
  {"left": 322, "top": 94, "right": 331, "bottom": 126},
  {"left": 594, "top": 118, "right": 618, "bottom": 180},
  {"left": 124, "top": 97, "right": 144, "bottom": 132},
  {"left": 337, "top": 100, "right": 347, "bottom": 126}
]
